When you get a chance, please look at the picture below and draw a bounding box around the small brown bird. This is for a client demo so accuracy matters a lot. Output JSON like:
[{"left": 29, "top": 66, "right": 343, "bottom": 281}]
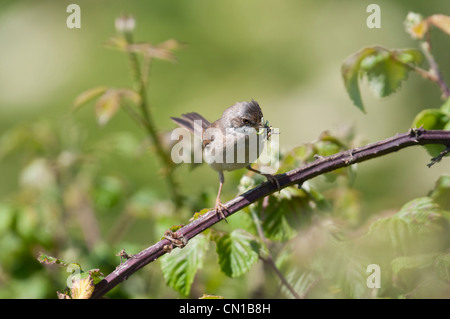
[{"left": 171, "top": 100, "right": 279, "bottom": 221}]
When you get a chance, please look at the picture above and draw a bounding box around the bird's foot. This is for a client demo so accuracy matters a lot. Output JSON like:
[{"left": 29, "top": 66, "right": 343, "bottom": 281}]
[
  {"left": 214, "top": 200, "right": 229, "bottom": 223},
  {"left": 263, "top": 173, "right": 281, "bottom": 191}
]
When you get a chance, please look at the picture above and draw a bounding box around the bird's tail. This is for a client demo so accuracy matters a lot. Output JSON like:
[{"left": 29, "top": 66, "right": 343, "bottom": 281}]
[{"left": 170, "top": 112, "right": 210, "bottom": 138}]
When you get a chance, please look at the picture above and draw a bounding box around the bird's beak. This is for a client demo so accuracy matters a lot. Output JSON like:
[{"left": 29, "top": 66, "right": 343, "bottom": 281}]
[{"left": 256, "top": 117, "right": 265, "bottom": 129}]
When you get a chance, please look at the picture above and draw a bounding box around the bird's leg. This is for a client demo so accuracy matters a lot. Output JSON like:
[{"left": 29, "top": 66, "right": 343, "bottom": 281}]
[
  {"left": 246, "top": 165, "right": 280, "bottom": 190},
  {"left": 214, "top": 171, "right": 228, "bottom": 222}
]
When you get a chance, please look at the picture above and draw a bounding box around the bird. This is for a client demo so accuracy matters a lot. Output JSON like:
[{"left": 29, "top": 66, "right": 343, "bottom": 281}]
[{"left": 171, "top": 100, "right": 279, "bottom": 221}]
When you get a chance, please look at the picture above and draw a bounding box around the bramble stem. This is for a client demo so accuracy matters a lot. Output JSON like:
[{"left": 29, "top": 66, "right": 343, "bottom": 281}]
[{"left": 90, "top": 128, "right": 450, "bottom": 298}]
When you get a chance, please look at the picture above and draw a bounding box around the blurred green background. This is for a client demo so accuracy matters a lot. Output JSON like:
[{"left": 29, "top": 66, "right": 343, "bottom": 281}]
[{"left": 0, "top": 0, "right": 449, "bottom": 298}]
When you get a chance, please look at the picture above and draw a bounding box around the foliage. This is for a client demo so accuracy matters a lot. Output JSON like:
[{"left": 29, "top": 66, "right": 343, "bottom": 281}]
[{"left": 0, "top": 10, "right": 449, "bottom": 299}]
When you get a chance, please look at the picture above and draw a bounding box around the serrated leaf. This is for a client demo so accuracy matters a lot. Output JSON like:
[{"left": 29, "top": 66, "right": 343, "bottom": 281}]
[
  {"left": 342, "top": 46, "right": 422, "bottom": 112},
  {"left": 73, "top": 86, "right": 108, "bottom": 110},
  {"left": 37, "top": 253, "right": 69, "bottom": 267},
  {"left": 282, "top": 270, "right": 317, "bottom": 299},
  {"left": 364, "top": 53, "right": 410, "bottom": 97},
  {"left": 262, "top": 188, "right": 314, "bottom": 242},
  {"left": 341, "top": 47, "right": 379, "bottom": 112},
  {"left": 391, "top": 253, "right": 437, "bottom": 276},
  {"left": 429, "top": 175, "right": 450, "bottom": 211},
  {"left": 368, "top": 197, "right": 449, "bottom": 254},
  {"left": 396, "top": 197, "right": 449, "bottom": 240},
  {"left": 434, "top": 253, "right": 450, "bottom": 283},
  {"left": 88, "top": 268, "right": 104, "bottom": 285},
  {"left": 95, "top": 90, "right": 120, "bottom": 126},
  {"left": 160, "top": 234, "right": 209, "bottom": 296},
  {"left": 393, "top": 49, "right": 423, "bottom": 65},
  {"left": 214, "top": 229, "right": 260, "bottom": 277}
]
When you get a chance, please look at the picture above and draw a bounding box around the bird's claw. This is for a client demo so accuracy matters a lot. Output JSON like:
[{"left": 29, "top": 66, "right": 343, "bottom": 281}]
[
  {"left": 264, "top": 174, "right": 281, "bottom": 191},
  {"left": 215, "top": 201, "right": 229, "bottom": 223}
]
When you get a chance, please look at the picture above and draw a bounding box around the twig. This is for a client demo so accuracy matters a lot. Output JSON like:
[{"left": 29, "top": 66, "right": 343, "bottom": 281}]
[
  {"left": 90, "top": 128, "right": 450, "bottom": 298},
  {"left": 123, "top": 35, "right": 183, "bottom": 207},
  {"left": 249, "top": 205, "right": 301, "bottom": 298},
  {"left": 420, "top": 38, "right": 450, "bottom": 99}
]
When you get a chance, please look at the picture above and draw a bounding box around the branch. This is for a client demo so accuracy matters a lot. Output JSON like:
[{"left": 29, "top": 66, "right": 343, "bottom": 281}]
[
  {"left": 90, "top": 128, "right": 450, "bottom": 298},
  {"left": 120, "top": 29, "right": 183, "bottom": 207},
  {"left": 420, "top": 39, "right": 450, "bottom": 99}
]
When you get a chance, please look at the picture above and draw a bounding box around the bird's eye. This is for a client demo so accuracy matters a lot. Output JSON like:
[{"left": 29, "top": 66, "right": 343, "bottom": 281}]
[{"left": 242, "top": 118, "right": 250, "bottom": 125}]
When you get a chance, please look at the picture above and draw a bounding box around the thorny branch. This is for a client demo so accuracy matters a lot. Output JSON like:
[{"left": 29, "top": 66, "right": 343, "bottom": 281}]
[{"left": 90, "top": 128, "right": 450, "bottom": 299}]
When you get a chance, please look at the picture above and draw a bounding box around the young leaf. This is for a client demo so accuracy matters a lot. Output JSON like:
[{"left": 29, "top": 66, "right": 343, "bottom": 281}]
[
  {"left": 160, "top": 234, "right": 209, "bottom": 296},
  {"left": 342, "top": 46, "right": 422, "bottom": 112},
  {"left": 37, "top": 253, "right": 69, "bottom": 267},
  {"left": 128, "top": 39, "right": 183, "bottom": 62},
  {"left": 95, "top": 90, "right": 121, "bottom": 126},
  {"left": 341, "top": 46, "right": 379, "bottom": 112},
  {"left": 363, "top": 50, "right": 416, "bottom": 98},
  {"left": 427, "top": 14, "right": 450, "bottom": 36},
  {"left": 119, "top": 88, "right": 141, "bottom": 105},
  {"left": 73, "top": 86, "right": 108, "bottom": 110},
  {"left": 213, "top": 229, "right": 260, "bottom": 278}
]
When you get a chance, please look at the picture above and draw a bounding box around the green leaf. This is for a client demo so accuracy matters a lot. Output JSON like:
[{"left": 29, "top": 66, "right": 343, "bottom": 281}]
[
  {"left": 262, "top": 187, "right": 314, "bottom": 242},
  {"left": 392, "top": 48, "right": 423, "bottom": 65},
  {"left": 37, "top": 253, "right": 69, "bottom": 267},
  {"left": 429, "top": 175, "right": 450, "bottom": 211},
  {"left": 434, "top": 253, "right": 450, "bottom": 283},
  {"left": 368, "top": 197, "right": 449, "bottom": 254},
  {"left": 391, "top": 253, "right": 437, "bottom": 276},
  {"left": 396, "top": 197, "right": 447, "bottom": 234},
  {"left": 282, "top": 270, "right": 317, "bottom": 299},
  {"left": 73, "top": 86, "right": 108, "bottom": 110},
  {"left": 412, "top": 109, "right": 449, "bottom": 158},
  {"left": 412, "top": 109, "right": 449, "bottom": 130},
  {"left": 213, "top": 229, "right": 260, "bottom": 278},
  {"left": 363, "top": 51, "right": 411, "bottom": 97},
  {"left": 342, "top": 46, "right": 422, "bottom": 112},
  {"left": 160, "top": 234, "right": 209, "bottom": 296},
  {"left": 342, "top": 47, "right": 379, "bottom": 112}
]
